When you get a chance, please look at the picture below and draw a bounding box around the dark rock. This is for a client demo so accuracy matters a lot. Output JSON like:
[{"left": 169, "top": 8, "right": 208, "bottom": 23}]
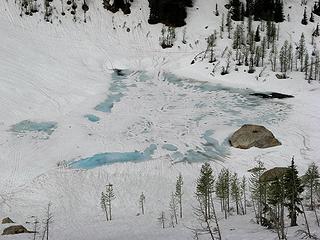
[
  {"left": 1, "top": 217, "right": 14, "bottom": 224},
  {"left": 260, "top": 167, "right": 288, "bottom": 182},
  {"left": 250, "top": 92, "right": 294, "bottom": 99},
  {"left": 2, "top": 225, "right": 30, "bottom": 235},
  {"left": 229, "top": 124, "right": 281, "bottom": 149}
]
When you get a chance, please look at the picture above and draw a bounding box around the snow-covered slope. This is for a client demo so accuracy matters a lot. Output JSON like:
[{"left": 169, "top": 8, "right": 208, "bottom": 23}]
[{"left": 0, "top": 0, "right": 320, "bottom": 239}]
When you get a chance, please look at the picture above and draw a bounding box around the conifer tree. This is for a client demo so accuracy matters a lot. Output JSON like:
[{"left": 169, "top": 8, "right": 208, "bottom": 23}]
[
  {"left": 283, "top": 157, "right": 304, "bottom": 227},
  {"left": 274, "top": 0, "right": 284, "bottom": 22},
  {"left": 101, "top": 192, "right": 109, "bottom": 221},
  {"left": 267, "top": 175, "right": 286, "bottom": 239},
  {"left": 196, "top": 163, "right": 215, "bottom": 221},
  {"left": 298, "top": 33, "right": 306, "bottom": 71},
  {"left": 303, "top": 162, "right": 320, "bottom": 210},
  {"left": 175, "top": 173, "right": 184, "bottom": 218},
  {"left": 245, "top": 0, "right": 253, "bottom": 17},
  {"left": 103, "top": 183, "right": 116, "bottom": 221},
  {"left": 215, "top": 3, "right": 219, "bottom": 16},
  {"left": 254, "top": 25, "right": 261, "bottom": 42},
  {"left": 139, "top": 192, "right": 146, "bottom": 215},
  {"left": 216, "top": 168, "right": 230, "bottom": 219},
  {"left": 231, "top": 173, "right": 242, "bottom": 215},
  {"left": 249, "top": 161, "right": 266, "bottom": 225},
  {"left": 301, "top": 7, "right": 308, "bottom": 25},
  {"left": 158, "top": 211, "right": 166, "bottom": 229},
  {"left": 169, "top": 192, "right": 178, "bottom": 226},
  {"left": 310, "top": 12, "right": 315, "bottom": 22},
  {"left": 231, "top": 0, "right": 241, "bottom": 21}
]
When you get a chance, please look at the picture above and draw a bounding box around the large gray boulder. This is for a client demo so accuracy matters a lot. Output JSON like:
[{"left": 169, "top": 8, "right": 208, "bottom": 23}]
[
  {"left": 260, "top": 167, "right": 288, "bottom": 182},
  {"left": 2, "top": 225, "right": 30, "bottom": 235},
  {"left": 229, "top": 124, "right": 281, "bottom": 149},
  {"left": 1, "top": 217, "right": 14, "bottom": 224}
]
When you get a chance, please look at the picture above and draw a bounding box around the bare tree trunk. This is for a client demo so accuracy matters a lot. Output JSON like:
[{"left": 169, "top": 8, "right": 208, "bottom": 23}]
[
  {"left": 211, "top": 196, "right": 222, "bottom": 240},
  {"left": 314, "top": 207, "right": 320, "bottom": 227},
  {"left": 300, "top": 203, "right": 312, "bottom": 238}
]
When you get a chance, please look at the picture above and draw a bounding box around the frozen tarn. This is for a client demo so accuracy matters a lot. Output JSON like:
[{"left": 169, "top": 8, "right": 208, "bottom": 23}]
[
  {"left": 162, "top": 144, "right": 178, "bottom": 151},
  {"left": 171, "top": 130, "right": 230, "bottom": 163},
  {"left": 163, "top": 72, "right": 292, "bottom": 125},
  {"left": 84, "top": 114, "right": 100, "bottom": 122},
  {"left": 94, "top": 69, "right": 134, "bottom": 113},
  {"left": 69, "top": 144, "right": 157, "bottom": 169},
  {"left": 10, "top": 120, "right": 57, "bottom": 135}
]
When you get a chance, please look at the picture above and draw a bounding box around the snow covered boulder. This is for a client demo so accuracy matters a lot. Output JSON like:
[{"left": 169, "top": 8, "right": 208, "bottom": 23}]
[
  {"left": 229, "top": 124, "right": 281, "bottom": 149},
  {"left": 2, "top": 225, "right": 30, "bottom": 235},
  {"left": 1, "top": 217, "right": 14, "bottom": 224}
]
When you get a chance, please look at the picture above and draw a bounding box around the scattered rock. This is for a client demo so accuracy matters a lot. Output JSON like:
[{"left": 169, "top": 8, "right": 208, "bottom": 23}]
[
  {"left": 2, "top": 225, "right": 30, "bottom": 235},
  {"left": 229, "top": 124, "right": 281, "bottom": 149},
  {"left": 1, "top": 217, "right": 14, "bottom": 224},
  {"left": 250, "top": 92, "right": 294, "bottom": 99},
  {"left": 275, "top": 73, "right": 287, "bottom": 79}
]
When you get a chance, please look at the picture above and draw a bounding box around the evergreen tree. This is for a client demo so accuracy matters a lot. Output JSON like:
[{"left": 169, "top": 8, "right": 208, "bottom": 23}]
[
  {"left": 303, "top": 162, "right": 320, "bottom": 210},
  {"left": 313, "top": 23, "right": 320, "bottom": 37},
  {"left": 283, "top": 157, "right": 304, "bottom": 227},
  {"left": 175, "top": 173, "right": 184, "bottom": 218},
  {"left": 267, "top": 175, "right": 286, "bottom": 239},
  {"left": 215, "top": 3, "right": 219, "bottom": 16},
  {"left": 227, "top": 11, "right": 232, "bottom": 39},
  {"left": 245, "top": 0, "right": 254, "bottom": 17},
  {"left": 274, "top": 0, "right": 284, "bottom": 22},
  {"left": 139, "top": 192, "right": 146, "bottom": 215},
  {"left": 301, "top": 7, "right": 308, "bottom": 25},
  {"left": 310, "top": 12, "right": 314, "bottom": 22},
  {"left": 255, "top": 25, "right": 261, "bottom": 42},
  {"left": 298, "top": 33, "right": 306, "bottom": 71},
  {"left": 158, "top": 211, "right": 166, "bottom": 229},
  {"left": 231, "top": 173, "right": 243, "bottom": 215},
  {"left": 196, "top": 163, "right": 215, "bottom": 221},
  {"left": 216, "top": 168, "right": 230, "bottom": 219},
  {"left": 103, "top": 183, "right": 116, "bottom": 221},
  {"left": 231, "top": 0, "right": 241, "bottom": 21},
  {"left": 101, "top": 192, "right": 109, "bottom": 221},
  {"left": 169, "top": 192, "right": 178, "bottom": 226},
  {"left": 249, "top": 161, "right": 266, "bottom": 225}
]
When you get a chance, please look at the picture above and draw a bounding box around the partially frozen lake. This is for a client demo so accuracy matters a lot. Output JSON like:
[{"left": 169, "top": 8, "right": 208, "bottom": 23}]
[
  {"left": 69, "top": 70, "right": 291, "bottom": 169},
  {"left": 10, "top": 120, "right": 57, "bottom": 136}
]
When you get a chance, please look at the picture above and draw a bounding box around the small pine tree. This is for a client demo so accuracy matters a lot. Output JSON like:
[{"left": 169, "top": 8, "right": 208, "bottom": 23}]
[
  {"left": 169, "top": 192, "right": 178, "bottom": 226},
  {"left": 298, "top": 33, "right": 306, "bottom": 71},
  {"left": 101, "top": 192, "right": 109, "bottom": 221},
  {"left": 175, "top": 173, "right": 184, "bottom": 218},
  {"left": 301, "top": 7, "right": 308, "bottom": 25},
  {"left": 310, "top": 12, "right": 315, "bottom": 22},
  {"left": 249, "top": 161, "right": 266, "bottom": 225},
  {"left": 267, "top": 175, "right": 286, "bottom": 239},
  {"left": 313, "top": 23, "right": 320, "bottom": 37},
  {"left": 158, "top": 211, "right": 166, "bottom": 229},
  {"left": 139, "top": 192, "right": 146, "bottom": 215},
  {"left": 303, "top": 163, "right": 320, "bottom": 210},
  {"left": 274, "top": 0, "right": 284, "bottom": 22},
  {"left": 104, "top": 183, "right": 116, "bottom": 221},
  {"left": 283, "top": 157, "right": 304, "bottom": 227},
  {"left": 254, "top": 26, "right": 261, "bottom": 42},
  {"left": 196, "top": 163, "right": 215, "bottom": 221},
  {"left": 215, "top": 3, "right": 219, "bottom": 16}
]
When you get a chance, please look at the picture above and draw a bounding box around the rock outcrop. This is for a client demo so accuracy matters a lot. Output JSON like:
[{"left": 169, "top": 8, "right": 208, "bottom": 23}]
[
  {"left": 1, "top": 217, "right": 14, "bottom": 224},
  {"left": 2, "top": 225, "right": 30, "bottom": 235},
  {"left": 260, "top": 167, "right": 288, "bottom": 182},
  {"left": 229, "top": 124, "right": 281, "bottom": 149}
]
